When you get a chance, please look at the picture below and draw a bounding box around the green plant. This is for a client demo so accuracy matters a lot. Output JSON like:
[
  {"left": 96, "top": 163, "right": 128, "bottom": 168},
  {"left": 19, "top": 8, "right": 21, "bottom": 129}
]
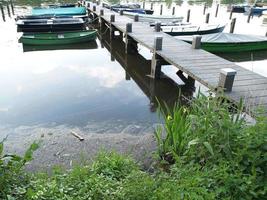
[{"left": 0, "top": 137, "right": 38, "bottom": 199}]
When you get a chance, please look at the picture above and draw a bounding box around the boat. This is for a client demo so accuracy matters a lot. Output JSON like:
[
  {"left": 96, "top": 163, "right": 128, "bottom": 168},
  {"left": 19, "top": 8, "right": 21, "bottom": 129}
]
[
  {"left": 244, "top": 6, "right": 267, "bottom": 15},
  {"left": 227, "top": 4, "right": 250, "bottom": 13},
  {"left": 123, "top": 11, "right": 183, "bottom": 23},
  {"left": 159, "top": 23, "right": 225, "bottom": 36},
  {"left": 178, "top": 33, "right": 267, "bottom": 53},
  {"left": 19, "top": 30, "right": 97, "bottom": 45},
  {"left": 31, "top": 7, "right": 87, "bottom": 16},
  {"left": 16, "top": 18, "right": 86, "bottom": 32},
  {"left": 263, "top": 10, "right": 267, "bottom": 25},
  {"left": 103, "top": 3, "right": 153, "bottom": 15}
]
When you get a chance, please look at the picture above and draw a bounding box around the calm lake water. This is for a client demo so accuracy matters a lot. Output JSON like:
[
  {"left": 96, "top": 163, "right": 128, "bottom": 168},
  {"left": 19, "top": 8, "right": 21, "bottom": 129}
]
[{"left": 0, "top": 0, "right": 266, "bottom": 135}]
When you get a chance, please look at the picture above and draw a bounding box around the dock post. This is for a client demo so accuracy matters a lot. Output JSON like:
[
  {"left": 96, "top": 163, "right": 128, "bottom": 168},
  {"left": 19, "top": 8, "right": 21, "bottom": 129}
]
[
  {"left": 126, "top": 23, "right": 132, "bottom": 33},
  {"left": 150, "top": 3, "right": 153, "bottom": 10},
  {"left": 134, "top": 14, "right": 139, "bottom": 22},
  {"left": 143, "top": 1, "right": 145, "bottom": 9},
  {"left": 10, "top": 0, "right": 14, "bottom": 15},
  {"left": 151, "top": 36, "right": 163, "bottom": 79},
  {"left": 205, "top": 13, "right": 210, "bottom": 23},
  {"left": 203, "top": 3, "right": 206, "bottom": 15},
  {"left": 93, "top": 5, "right": 96, "bottom": 11},
  {"left": 230, "top": 18, "right": 236, "bottom": 33},
  {"left": 192, "top": 35, "right": 202, "bottom": 49},
  {"left": 110, "top": 14, "right": 115, "bottom": 22},
  {"left": 160, "top": 4, "right": 163, "bottom": 15},
  {"left": 87, "top": 2, "right": 90, "bottom": 8},
  {"left": 125, "top": 23, "right": 137, "bottom": 54},
  {"left": 110, "top": 15, "right": 115, "bottom": 39},
  {"left": 172, "top": 6, "right": 175, "bottom": 15},
  {"left": 218, "top": 68, "right": 237, "bottom": 92},
  {"left": 186, "top": 9, "right": 190, "bottom": 22},
  {"left": 96, "top": 1, "right": 100, "bottom": 6},
  {"left": 154, "top": 22, "right": 161, "bottom": 32},
  {"left": 247, "top": 8, "right": 253, "bottom": 23},
  {"left": 0, "top": 4, "right": 5, "bottom": 22},
  {"left": 6, "top": 2, "right": 11, "bottom": 17},
  {"left": 119, "top": 10, "right": 123, "bottom": 15},
  {"left": 100, "top": 9, "right": 104, "bottom": 16},
  {"left": 229, "top": 6, "right": 233, "bottom": 19},
  {"left": 215, "top": 4, "right": 219, "bottom": 17}
]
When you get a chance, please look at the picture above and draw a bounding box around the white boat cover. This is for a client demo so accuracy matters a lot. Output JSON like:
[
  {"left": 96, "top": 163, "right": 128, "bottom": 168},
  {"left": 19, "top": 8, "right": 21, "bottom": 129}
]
[{"left": 178, "top": 33, "right": 267, "bottom": 43}]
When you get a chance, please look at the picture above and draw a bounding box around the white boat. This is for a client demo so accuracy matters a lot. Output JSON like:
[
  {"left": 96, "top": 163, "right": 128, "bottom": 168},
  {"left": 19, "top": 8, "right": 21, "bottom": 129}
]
[{"left": 123, "top": 11, "right": 183, "bottom": 23}]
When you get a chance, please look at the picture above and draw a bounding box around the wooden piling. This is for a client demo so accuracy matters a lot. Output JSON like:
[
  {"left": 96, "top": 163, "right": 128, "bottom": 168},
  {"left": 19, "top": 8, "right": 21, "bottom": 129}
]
[
  {"left": 172, "top": 6, "right": 175, "bottom": 15},
  {"left": 186, "top": 9, "right": 190, "bottom": 22},
  {"left": 154, "top": 36, "right": 163, "bottom": 51},
  {"left": 203, "top": 3, "right": 206, "bottom": 15},
  {"left": 110, "top": 14, "right": 115, "bottom": 22},
  {"left": 10, "top": 0, "right": 14, "bottom": 15},
  {"left": 205, "top": 13, "right": 210, "bottom": 23},
  {"left": 134, "top": 14, "right": 139, "bottom": 22},
  {"left": 230, "top": 18, "right": 236, "bottom": 33},
  {"left": 126, "top": 23, "right": 132, "bottom": 33},
  {"left": 192, "top": 35, "right": 202, "bottom": 49},
  {"left": 150, "top": 3, "right": 153, "bottom": 10},
  {"left": 143, "top": 1, "right": 145, "bottom": 9},
  {"left": 154, "top": 22, "right": 161, "bottom": 32},
  {"left": 119, "top": 10, "right": 123, "bottom": 15},
  {"left": 6, "top": 2, "right": 11, "bottom": 17},
  {"left": 93, "top": 5, "right": 96, "bottom": 11},
  {"left": 229, "top": 6, "right": 233, "bottom": 19},
  {"left": 218, "top": 68, "right": 236, "bottom": 92},
  {"left": 0, "top": 4, "right": 5, "bottom": 22},
  {"left": 160, "top": 4, "right": 163, "bottom": 15},
  {"left": 247, "top": 8, "right": 253, "bottom": 23},
  {"left": 215, "top": 4, "right": 219, "bottom": 17},
  {"left": 87, "top": 2, "right": 90, "bottom": 8},
  {"left": 100, "top": 9, "right": 104, "bottom": 16}
]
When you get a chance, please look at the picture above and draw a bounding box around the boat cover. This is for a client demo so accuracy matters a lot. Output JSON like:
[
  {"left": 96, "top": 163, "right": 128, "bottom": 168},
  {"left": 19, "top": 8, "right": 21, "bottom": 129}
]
[
  {"left": 178, "top": 33, "right": 267, "bottom": 43},
  {"left": 32, "top": 7, "right": 86, "bottom": 16}
]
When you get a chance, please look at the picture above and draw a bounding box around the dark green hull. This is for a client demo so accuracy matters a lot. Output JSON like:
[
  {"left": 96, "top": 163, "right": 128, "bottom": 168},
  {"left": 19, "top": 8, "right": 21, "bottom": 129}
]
[
  {"left": 19, "top": 30, "right": 97, "bottom": 45},
  {"left": 201, "top": 41, "right": 267, "bottom": 53}
]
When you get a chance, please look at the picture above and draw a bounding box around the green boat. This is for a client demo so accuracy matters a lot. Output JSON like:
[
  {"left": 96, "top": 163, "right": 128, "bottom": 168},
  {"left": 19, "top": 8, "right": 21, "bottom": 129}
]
[
  {"left": 32, "top": 7, "right": 87, "bottom": 16},
  {"left": 178, "top": 33, "right": 267, "bottom": 53},
  {"left": 19, "top": 30, "right": 97, "bottom": 45}
]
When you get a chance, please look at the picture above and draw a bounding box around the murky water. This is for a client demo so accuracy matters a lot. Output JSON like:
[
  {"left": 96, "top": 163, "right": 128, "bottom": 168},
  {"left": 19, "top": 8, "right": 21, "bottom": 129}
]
[{"left": 0, "top": 0, "right": 266, "bottom": 136}]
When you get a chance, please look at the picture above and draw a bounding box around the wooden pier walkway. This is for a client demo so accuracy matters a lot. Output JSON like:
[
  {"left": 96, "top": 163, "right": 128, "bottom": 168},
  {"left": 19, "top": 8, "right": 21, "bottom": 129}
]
[{"left": 86, "top": 2, "right": 267, "bottom": 116}]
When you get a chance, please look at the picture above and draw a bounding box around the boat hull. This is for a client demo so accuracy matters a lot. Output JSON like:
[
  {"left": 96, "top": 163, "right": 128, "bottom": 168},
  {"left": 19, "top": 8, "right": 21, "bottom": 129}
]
[
  {"left": 165, "top": 25, "right": 225, "bottom": 36},
  {"left": 198, "top": 41, "right": 267, "bottom": 53},
  {"left": 19, "top": 30, "right": 97, "bottom": 45}
]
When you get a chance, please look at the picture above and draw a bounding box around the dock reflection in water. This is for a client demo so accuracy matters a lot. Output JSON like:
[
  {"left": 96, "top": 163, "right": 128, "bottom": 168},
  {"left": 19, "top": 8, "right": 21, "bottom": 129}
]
[
  {"left": 98, "top": 29, "right": 195, "bottom": 112},
  {"left": 22, "top": 41, "right": 98, "bottom": 52}
]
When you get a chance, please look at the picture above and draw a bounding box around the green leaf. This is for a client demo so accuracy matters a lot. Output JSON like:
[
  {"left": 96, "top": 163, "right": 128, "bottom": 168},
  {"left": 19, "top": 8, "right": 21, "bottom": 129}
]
[{"left": 203, "top": 142, "right": 214, "bottom": 156}]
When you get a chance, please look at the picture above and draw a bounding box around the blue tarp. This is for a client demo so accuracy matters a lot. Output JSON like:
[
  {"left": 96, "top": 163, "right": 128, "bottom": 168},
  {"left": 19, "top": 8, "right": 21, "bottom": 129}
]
[{"left": 32, "top": 7, "right": 86, "bottom": 16}]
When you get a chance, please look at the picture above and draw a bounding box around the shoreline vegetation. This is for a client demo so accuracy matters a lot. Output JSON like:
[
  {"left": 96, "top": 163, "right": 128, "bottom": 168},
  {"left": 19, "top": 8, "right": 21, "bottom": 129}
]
[{"left": 1, "top": 92, "right": 266, "bottom": 199}]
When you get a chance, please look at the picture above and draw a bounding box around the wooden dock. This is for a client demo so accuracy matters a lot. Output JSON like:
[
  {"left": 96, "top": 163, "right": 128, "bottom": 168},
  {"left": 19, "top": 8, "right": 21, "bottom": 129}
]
[{"left": 86, "top": 1, "right": 267, "bottom": 116}]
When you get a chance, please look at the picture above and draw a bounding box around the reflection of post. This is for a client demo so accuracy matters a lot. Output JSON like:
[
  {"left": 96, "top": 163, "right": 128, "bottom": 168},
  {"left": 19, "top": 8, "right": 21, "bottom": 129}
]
[
  {"left": 110, "top": 39, "right": 115, "bottom": 61},
  {"left": 149, "top": 78, "right": 157, "bottom": 112}
]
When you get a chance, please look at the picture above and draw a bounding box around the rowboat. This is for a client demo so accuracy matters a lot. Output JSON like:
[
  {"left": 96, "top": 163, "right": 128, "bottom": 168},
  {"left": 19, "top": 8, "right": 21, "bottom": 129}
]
[
  {"left": 17, "top": 18, "right": 85, "bottom": 32},
  {"left": 19, "top": 30, "right": 97, "bottom": 45},
  {"left": 102, "top": 2, "right": 154, "bottom": 14},
  {"left": 178, "top": 33, "right": 267, "bottom": 53},
  {"left": 160, "top": 23, "right": 225, "bottom": 36},
  {"left": 31, "top": 7, "right": 87, "bottom": 16},
  {"left": 227, "top": 4, "right": 250, "bottom": 13},
  {"left": 244, "top": 6, "right": 267, "bottom": 15},
  {"left": 254, "top": 0, "right": 267, "bottom": 7},
  {"left": 123, "top": 11, "right": 183, "bottom": 23}
]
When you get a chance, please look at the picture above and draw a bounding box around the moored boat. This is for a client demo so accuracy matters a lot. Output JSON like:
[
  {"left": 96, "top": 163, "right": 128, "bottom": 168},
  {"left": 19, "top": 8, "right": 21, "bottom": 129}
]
[
  {"left": 103, "top": 3, "right": 153, "bottom": 14},
  {"left": 123, "top": 11, "right": 183, "bottom": 23},
  {"left": 244, "top": 6, "right": 267, "bottom": 15},
  {"left": 19, "top": 30, "right": 97, "bottom": 45},
  {"left": 178, "top": 33, "right": 267, "bottom": 53},
  {"left": 227, "top": 4, "right": 250, "bottom": 13},
  {"left": 16, "top": 18, "right": 86, "bottom": 32},
  {"left": 160, "top": 23, "right": 225, "bottom": 36},
  {"left": 31, "top": 7, "right": 87, "bottom": 16}
]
